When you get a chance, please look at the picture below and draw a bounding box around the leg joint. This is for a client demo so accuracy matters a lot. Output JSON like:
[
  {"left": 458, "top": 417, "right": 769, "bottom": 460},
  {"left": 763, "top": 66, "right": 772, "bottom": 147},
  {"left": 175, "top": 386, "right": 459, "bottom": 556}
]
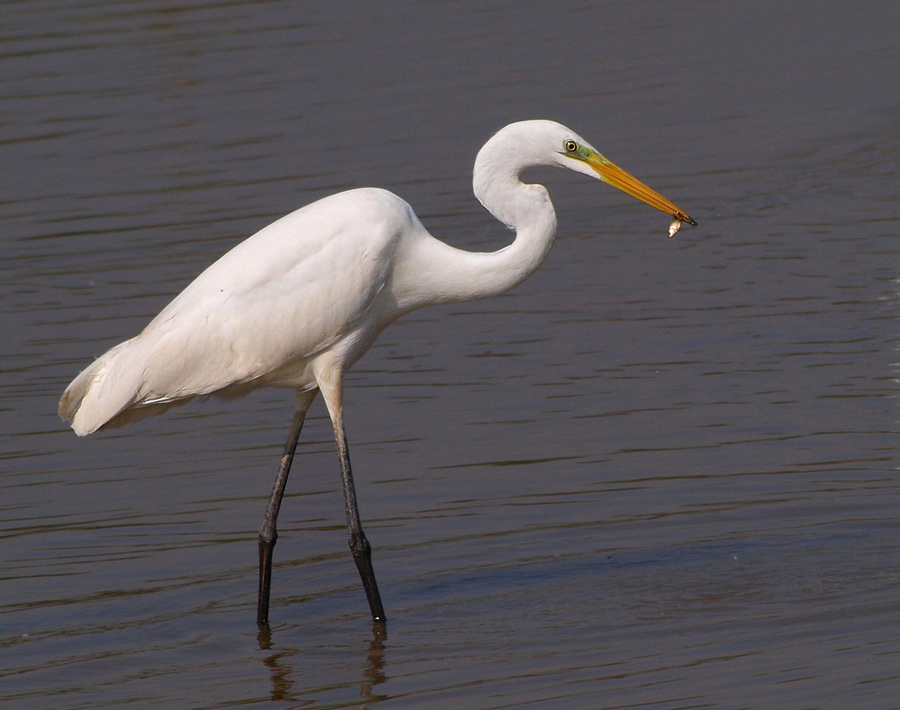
[
  {"left": 348, "top": 529, "right": 371, "bottom": 558},
  {"left": 259, "top": 527, "right": 278, "bottom": 547}
]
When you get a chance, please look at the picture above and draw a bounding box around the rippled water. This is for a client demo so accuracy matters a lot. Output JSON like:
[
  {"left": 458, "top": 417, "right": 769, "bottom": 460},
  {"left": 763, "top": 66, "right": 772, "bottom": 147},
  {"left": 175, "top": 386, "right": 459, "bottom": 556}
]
[{"left": 2, "top": 2, "right": 899, "bottom": 708}]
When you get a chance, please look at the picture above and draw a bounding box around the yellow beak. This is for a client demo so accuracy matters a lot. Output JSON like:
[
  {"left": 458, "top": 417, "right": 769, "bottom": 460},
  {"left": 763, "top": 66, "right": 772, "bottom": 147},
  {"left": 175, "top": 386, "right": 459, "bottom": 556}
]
[{"left": 588, "top": 154, "right": 696, "bottom": 226}]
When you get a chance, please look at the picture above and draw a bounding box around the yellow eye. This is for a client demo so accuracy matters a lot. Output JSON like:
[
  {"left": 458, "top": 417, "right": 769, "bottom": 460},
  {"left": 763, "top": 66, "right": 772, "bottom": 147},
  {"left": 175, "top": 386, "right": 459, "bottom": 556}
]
[{"left": 564, "top": 140, "right": 578, "bottom": 153}]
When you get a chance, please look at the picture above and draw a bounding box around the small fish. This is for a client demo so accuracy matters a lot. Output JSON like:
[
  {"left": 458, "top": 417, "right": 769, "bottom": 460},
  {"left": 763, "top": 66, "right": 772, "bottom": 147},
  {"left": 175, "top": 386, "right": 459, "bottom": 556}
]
[{"left": 668, "top": 218, "right": 682, "bottom": 239}]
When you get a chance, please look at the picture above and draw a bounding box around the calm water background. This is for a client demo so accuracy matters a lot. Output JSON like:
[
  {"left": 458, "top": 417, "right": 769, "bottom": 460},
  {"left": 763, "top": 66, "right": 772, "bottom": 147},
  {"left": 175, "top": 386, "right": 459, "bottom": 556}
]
[{"left": 2, "top": 2, "right": 899, "bottom": 708}]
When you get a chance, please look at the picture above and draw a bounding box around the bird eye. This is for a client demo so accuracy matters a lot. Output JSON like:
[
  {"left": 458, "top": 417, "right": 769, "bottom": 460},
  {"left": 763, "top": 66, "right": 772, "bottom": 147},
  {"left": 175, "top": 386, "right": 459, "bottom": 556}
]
[{"left": 564, "top": 140, "right": 578, "bottom": 153}]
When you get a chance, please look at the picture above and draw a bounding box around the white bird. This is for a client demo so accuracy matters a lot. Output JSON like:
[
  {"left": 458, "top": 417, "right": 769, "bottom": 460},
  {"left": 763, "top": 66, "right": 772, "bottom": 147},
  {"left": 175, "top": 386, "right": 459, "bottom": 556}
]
[{"left": 59, "top": 120, "right": 696, "bottom": 628}]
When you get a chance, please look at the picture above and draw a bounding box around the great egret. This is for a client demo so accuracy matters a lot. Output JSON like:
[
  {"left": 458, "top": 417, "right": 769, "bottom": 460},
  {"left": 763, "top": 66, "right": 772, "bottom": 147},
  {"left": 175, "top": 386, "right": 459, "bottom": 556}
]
[{"left": 60, "top": 120, "right": 695, "bottom": 628}]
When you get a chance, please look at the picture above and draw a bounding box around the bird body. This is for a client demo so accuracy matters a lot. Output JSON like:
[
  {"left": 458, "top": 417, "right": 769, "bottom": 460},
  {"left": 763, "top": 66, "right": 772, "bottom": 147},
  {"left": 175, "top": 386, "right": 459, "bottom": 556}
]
[
  {"left": 61, "top": 188, "right": 420, "bottom": 434},
  {"left": 60, "top": 120, "right": 695, "bottom": 627}
]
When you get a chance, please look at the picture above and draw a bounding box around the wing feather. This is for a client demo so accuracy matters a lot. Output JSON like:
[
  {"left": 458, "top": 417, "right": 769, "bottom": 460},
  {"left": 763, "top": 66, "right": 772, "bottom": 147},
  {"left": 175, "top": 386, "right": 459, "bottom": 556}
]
[{"left": 61, "top": 188, "right": 412, "bottom": 434}]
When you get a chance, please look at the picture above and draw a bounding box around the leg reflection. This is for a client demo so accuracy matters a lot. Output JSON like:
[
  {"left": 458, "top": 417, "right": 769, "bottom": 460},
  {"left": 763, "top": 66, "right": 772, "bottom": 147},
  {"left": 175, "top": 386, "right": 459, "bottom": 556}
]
[{"left": 257, "top": 624, "right": 389, "bottom": 706}]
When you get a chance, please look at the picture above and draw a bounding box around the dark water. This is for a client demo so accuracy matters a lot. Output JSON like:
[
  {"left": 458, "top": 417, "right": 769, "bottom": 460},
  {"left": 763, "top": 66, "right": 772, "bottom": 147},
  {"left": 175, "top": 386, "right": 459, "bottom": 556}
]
[{"left": 3, "top": 2, "right": 899, "bottom": 708}]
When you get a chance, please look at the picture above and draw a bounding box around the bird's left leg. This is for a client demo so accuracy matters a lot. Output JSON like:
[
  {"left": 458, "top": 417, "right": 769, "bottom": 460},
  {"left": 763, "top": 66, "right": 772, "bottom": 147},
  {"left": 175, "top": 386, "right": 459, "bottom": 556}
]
[{"left": 257, "top": 388, "right": 317, "bottom": 627}]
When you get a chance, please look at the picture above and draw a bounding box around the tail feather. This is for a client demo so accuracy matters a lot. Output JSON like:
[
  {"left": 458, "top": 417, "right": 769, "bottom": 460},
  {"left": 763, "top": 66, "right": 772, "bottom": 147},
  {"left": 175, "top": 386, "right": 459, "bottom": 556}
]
[
  {"left": 59, "top": 339, "right": 149, "bottom": 436},
  {"left": 60, "top": 314, "right": 274, "bottom": 435}
]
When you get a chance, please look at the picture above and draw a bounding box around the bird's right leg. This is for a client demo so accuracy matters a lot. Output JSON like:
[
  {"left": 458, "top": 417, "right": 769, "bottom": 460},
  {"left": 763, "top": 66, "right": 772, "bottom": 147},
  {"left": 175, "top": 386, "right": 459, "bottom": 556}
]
[
  {"left": 314, "top": 363, "right": 386, "bottom": 627},
  {"left": 257, "top": 388, "right": 317, "bottom": 627}
]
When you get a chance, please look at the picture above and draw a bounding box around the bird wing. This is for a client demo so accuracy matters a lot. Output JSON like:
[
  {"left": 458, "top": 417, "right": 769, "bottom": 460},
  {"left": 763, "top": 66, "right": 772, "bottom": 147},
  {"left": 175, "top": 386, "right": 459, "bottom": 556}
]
[
  {"left": 137, "top": 188, "right": 409, "bottom": 399},
  {"left": 62, "top": 188, "right": 414, "bottom": 433}
]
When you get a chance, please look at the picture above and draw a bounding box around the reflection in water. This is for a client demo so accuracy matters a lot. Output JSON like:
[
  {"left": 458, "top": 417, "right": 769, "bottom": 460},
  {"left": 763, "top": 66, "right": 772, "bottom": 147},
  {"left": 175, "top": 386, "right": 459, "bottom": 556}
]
[
  {"left": 257, "top": 625, "right": 388, "bottom": 705},
  {"left": 359, "top": 631, "right": 388, "bottom": 707},
  {"left": 257, "top": 626, "right": 293, "bottom": 702},
  {"left": 262, "top": 651, "right": 294, "bottom": 702}
]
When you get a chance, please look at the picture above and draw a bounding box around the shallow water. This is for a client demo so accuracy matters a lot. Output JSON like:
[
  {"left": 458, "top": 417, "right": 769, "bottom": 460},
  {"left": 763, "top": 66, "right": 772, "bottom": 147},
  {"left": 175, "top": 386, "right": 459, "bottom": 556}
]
[{"left": 2, "top": 2, "right": 900, "bottom": 708}]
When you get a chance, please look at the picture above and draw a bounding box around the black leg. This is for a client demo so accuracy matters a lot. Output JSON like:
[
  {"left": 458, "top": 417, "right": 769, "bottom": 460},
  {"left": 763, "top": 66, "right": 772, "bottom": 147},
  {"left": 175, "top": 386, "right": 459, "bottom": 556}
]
[
  {"left": 333, "top": 420, "right": 387, "bottom": 625},
  {"left": 257, "top": 406, "right": 306, "bottom": 627}
]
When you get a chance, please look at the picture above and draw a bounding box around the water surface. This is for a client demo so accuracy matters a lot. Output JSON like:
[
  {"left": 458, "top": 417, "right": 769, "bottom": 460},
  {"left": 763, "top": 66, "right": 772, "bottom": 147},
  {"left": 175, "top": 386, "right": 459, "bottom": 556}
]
[{"left": 2, "top": 2, "right": 899, "bottom": 708}]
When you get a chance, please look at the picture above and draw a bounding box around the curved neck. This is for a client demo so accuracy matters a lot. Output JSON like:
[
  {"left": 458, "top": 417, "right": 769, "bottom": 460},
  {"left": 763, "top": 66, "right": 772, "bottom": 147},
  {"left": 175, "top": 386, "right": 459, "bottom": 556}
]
[
  {"left": 447, "top": 194, "right": 557, "bottom": 303},
  {"left": 398, "top": 154, "right": 559, "bottom": 309}
]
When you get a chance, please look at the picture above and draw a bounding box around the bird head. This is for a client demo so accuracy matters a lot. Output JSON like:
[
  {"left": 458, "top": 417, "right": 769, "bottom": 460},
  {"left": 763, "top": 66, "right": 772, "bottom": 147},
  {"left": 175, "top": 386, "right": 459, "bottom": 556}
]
[
  {"left": 553, "top": 126, "right": 696, "bottom": 227},
  {"left": 477, "top": 120, "right": 696, "bottom": 229}
]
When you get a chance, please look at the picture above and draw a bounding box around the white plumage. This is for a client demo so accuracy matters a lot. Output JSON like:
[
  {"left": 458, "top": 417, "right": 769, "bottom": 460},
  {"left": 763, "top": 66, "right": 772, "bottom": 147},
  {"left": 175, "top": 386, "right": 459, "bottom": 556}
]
[
  {"left": 61, "top": 188, "right": 417, "bottom": 434},
  {"left": 59, "top": 120, "right": 695, "bottom": 627}
]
